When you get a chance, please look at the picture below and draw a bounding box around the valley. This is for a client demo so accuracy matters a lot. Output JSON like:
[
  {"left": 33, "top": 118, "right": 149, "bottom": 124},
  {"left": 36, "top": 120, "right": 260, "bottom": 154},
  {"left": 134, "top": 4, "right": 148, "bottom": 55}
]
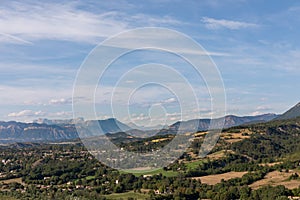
[{"left": 0, "top": 103, "right": 299, "bottom": 199}]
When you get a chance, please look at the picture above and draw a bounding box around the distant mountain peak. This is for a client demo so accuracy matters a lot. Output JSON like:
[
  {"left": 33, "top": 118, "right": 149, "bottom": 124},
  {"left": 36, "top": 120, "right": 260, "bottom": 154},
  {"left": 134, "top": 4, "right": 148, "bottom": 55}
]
[{"left": 275, "top": 102, "right": 300, "bottom": 120}]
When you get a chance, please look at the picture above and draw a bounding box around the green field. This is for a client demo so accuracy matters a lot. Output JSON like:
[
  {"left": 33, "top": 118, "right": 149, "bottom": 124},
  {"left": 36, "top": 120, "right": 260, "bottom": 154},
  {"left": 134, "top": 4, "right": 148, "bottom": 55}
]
[
  {"left": 185, "top": 159, "right": 204, "bottom": 170},
  {"left": 121, "top": 168, "right": 178, "bottom": 177},
  {"left": 105, "top": 191, "right": 149, "bottom": 200}
]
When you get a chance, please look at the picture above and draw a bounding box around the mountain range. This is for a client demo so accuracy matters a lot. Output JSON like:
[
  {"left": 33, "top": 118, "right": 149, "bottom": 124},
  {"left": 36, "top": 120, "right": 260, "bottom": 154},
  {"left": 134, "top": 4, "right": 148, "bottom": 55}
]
[
  {"left": 157, "top": 113, "right": 278, "bottom": 135},
  {"left": 0, "top": 102, "right": 299, "bottom": 144},
  {"left": 0, "top": 121, "right": 77, "bottom": 143},
  {"left": 0, "top": 118, "right": 132, "bottom": 143}
]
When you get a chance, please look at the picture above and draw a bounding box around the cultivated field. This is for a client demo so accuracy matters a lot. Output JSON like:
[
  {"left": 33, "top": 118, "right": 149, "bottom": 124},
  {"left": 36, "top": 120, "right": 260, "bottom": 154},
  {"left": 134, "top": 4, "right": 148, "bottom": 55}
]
[
  {"left": 192, "top": 171, "right": 248, "bottom": 185},
  {"left": 0, "top": 177, "right": 24, "bottom": 185},
  {"left": 250, "top": 170, "right": 300, "bottom": 189},
  {"left": 221, "top": 128, "right": 252, "bottom": 143},
  {"left": 206, "top": 150, "right": 235, "bottom": 160}
]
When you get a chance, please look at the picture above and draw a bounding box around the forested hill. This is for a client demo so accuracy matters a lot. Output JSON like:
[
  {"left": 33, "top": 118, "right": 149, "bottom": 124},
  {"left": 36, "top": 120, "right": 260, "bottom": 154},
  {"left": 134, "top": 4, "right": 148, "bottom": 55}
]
[{"left": 229, "top": 116, "right": 300, "bottom": 160}]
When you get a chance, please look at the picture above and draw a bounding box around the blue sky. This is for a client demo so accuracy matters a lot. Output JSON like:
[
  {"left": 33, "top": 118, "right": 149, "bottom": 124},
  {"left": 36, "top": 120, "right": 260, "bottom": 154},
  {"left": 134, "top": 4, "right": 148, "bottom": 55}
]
[{"left": 1, "top": 0, "right": 300, "bottom": 125}]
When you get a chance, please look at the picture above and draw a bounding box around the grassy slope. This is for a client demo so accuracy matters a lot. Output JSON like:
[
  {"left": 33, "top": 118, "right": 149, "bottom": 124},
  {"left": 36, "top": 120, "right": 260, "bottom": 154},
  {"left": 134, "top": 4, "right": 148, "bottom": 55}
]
[
  {"left": 105, "top": 191, "right": 149, "bottom": 200},
  {"left": 121, "top": 168, "right": 178, "bottom": 177}
]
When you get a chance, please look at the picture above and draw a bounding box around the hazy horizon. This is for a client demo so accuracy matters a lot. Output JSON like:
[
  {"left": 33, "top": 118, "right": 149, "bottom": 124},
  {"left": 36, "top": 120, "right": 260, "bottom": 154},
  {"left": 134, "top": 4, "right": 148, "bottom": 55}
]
[{"left": 4, "top": 111, "right": 281, "bottom": 126}]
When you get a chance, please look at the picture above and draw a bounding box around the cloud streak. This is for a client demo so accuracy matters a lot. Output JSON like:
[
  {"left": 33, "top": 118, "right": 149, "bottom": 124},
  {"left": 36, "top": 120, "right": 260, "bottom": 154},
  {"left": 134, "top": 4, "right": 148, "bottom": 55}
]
[
  {"left": 0, "top": 32, "right": 33, "bottom": 45},
  {"left": 202, "top": 17, "right": 258, "bottom": 30}
]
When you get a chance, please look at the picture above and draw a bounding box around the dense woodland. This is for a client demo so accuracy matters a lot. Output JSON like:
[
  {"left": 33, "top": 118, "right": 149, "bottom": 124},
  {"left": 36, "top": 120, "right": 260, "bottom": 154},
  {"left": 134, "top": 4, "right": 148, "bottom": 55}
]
[{"left": 0, "top": 117, "right": 300, "bottom": 199}]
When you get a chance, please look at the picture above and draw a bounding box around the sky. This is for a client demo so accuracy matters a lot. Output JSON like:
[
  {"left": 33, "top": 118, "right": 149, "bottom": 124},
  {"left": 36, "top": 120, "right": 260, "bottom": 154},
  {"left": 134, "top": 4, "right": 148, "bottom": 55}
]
[{"left": 1, "top": 0, "right": 300, "bottom": 125}]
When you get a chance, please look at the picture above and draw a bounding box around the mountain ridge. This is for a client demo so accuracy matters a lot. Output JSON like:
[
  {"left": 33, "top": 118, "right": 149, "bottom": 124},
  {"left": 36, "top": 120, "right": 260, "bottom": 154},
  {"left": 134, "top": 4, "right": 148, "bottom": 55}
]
[
  {"left": 0, "top": 113, "right": 280, "bottom": 143},
  {"left": 275, "top": 102, "right": 300, "bottom": 120},
  {"left": 157, "top": 113, "right": 278, "bottom": 135}
]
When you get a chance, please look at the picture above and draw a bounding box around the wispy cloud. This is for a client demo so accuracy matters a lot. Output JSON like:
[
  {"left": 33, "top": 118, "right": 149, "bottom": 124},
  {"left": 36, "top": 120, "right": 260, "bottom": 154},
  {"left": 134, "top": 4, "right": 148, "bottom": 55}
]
[
  {"left": 48, "top": 98, "right": 72, "bottom": 105},
  {"left": 202, "top": 17, "right": 258, "bottom": 30},
  {"left": 7, "top": 109, "right": 73, "bottom": 121},
  {"left": 8, "top": 110, "right": 45, "bottom": 117},
  {"left": 256, "top": 105, "right": 272, "bottom": 111},
  {"left": 0, "top": 2, "right": 126, "bottom": 44},
  {"left": 0, "top": 1, "right": 184, "bottom": 44},
  {"left": 0, "top": 84, "right": 73, "bottom": 107},
  {"left": 162, "top": 97, "right": 177, "bottom": 104},
  {"left": 51, "top": 111, "right": 73, "bottom": 118},
  {"left": 273, "top": 50, "right": 300, "bottom": 72},
  {"left": 130, "top": 14, "right": 183, "bottom": 26}
]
